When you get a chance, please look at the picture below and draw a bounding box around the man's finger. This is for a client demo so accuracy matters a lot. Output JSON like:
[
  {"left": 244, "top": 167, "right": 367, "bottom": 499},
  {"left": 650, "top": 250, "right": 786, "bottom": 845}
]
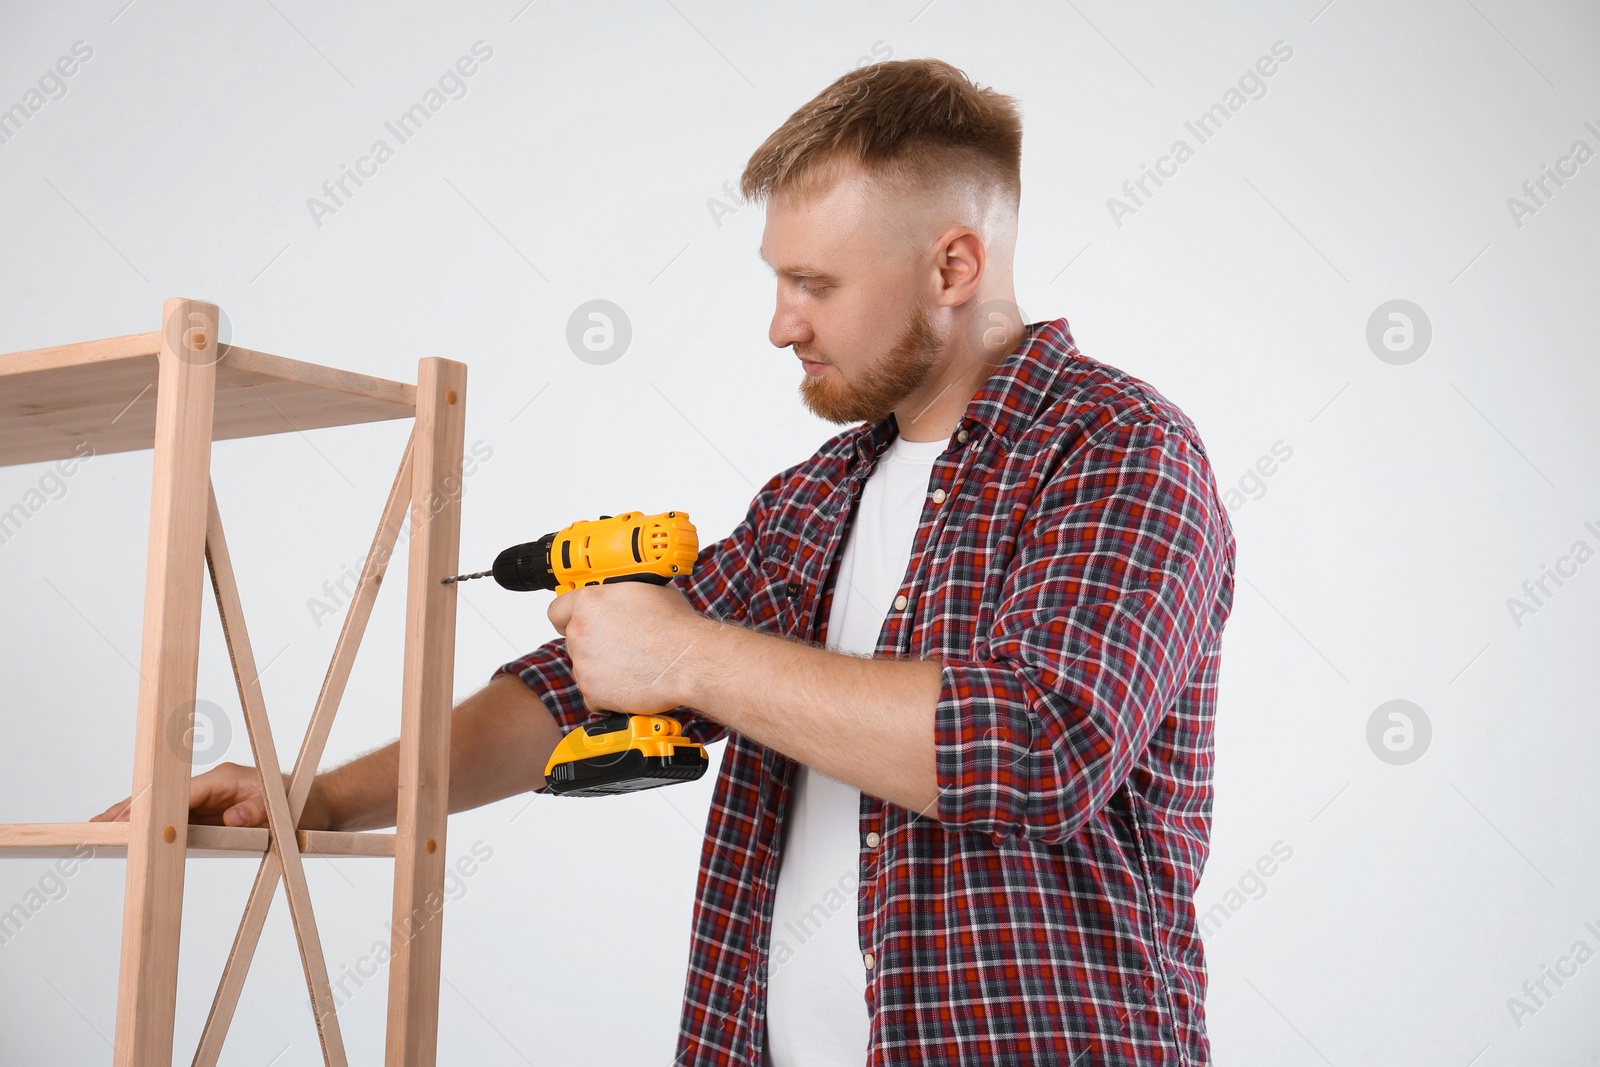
[
  {"left": 223, "top": 802, "right": 260, "bottom": 827},
  {"left": 548, "top": 594, "right": 573, "bottom": 635}
]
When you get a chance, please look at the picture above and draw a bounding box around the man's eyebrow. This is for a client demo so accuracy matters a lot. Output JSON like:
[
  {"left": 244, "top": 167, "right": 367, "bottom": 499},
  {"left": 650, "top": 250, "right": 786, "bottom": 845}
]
[{"left": 756, "top": 247, "right": 834, "bottom": 280}]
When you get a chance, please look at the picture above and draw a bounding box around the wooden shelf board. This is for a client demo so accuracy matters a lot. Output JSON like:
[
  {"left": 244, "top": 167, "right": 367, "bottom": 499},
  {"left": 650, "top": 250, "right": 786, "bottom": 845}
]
[
  {"left": 0, "top": 332, "right": 418, "bottom": 467},
  {"left": 0, "top": 822, "right": 395, "bottom": 859}
]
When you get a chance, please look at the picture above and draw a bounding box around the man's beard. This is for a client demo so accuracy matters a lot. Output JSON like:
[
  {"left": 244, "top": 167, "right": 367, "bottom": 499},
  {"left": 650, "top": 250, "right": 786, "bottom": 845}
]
[{"left": 797, "top": 305, "right": 944, "bottom": 425}]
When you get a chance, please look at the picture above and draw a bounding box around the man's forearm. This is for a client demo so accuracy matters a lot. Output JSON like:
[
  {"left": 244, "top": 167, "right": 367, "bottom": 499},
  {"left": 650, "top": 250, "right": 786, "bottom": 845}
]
[
  {"left": 675, "top": 618, "right": 944, "bottom": 817},
  {"left": 309, "top": 672, "right": 563, "bottom": 831}
]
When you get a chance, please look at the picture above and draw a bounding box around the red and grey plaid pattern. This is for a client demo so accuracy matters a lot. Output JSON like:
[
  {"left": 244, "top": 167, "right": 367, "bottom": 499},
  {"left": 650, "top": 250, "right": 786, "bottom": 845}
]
[{"left": 495, "top": 317, "right": 1236, "bottom": 1065}]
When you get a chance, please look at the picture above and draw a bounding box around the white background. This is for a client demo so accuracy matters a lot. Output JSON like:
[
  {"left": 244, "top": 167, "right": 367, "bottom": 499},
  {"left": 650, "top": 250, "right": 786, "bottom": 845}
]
[{"left": 1, "top": 1, "right": 1596, "bottom": 1064}]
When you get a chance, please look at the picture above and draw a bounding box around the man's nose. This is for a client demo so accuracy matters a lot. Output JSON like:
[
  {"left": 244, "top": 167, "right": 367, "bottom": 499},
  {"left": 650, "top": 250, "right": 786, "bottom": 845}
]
[{"left": 770, "top": 302, "right": 812, "bottom": 350}]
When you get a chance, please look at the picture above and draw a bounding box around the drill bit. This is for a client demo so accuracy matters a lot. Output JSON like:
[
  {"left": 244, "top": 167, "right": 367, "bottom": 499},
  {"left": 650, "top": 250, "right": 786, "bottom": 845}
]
[{"left": 440, "top": 570, "right": 492, "bottom": 584}]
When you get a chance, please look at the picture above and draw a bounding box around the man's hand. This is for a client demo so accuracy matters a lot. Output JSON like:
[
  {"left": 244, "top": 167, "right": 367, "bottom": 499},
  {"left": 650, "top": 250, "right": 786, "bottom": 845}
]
[
  {"left": 547, "top": 581, "right": 710, "bottom": 716},
  {"left": 87, "top": 762, "right": 326, "bottom": 830}
]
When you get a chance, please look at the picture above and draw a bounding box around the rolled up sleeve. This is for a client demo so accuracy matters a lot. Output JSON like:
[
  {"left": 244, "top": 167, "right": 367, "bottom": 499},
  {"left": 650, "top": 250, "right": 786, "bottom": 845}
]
[
  {"left": 492, "top": 470, "right": 786, "bottom": 758},
  {"left": 933, "top": 419, "right": 1232, "bottom": 843}
]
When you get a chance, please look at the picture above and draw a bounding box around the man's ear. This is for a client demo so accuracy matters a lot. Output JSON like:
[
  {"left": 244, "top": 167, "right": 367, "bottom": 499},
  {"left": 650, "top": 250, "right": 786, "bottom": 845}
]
[{"left": 934, "top": 227, "right": 986, "bottom": 306}]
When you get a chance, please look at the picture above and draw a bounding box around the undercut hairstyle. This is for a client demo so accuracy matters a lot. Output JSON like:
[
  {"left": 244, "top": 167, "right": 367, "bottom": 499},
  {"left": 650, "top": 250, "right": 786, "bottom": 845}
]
[{"left": 739, "top": 57, "right": 1022, "bottom": 212}]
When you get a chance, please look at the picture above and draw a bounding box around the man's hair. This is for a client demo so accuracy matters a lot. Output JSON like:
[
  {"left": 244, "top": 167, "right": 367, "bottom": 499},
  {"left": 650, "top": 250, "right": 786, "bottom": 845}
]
[{"left": 739, "top": 58, "right": 1022, "bottom": 212}]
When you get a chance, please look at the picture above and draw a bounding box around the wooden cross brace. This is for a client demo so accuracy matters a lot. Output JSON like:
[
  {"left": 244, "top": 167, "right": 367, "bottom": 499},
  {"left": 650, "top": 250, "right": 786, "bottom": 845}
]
[
  {"left": 190, "top": 427, "right": 417, "bottom": 1067},
  {"left": 186, "top": 367, "right": 464, "bottom": 1066},
  {"left": 0, "top": 300, "right": 465, "bottom": 1067}
]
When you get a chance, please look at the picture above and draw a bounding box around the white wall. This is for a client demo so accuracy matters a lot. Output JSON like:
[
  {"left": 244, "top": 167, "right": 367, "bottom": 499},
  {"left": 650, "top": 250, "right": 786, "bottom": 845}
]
[{"left": 0, "top": 1, "right": 1595, "bottom": 1063}]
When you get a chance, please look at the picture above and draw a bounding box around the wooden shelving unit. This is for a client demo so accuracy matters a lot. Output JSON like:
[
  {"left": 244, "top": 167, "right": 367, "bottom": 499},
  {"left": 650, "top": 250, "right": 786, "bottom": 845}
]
[{"left": 0, "top": 297, "right": 468, "bottom": 1067}]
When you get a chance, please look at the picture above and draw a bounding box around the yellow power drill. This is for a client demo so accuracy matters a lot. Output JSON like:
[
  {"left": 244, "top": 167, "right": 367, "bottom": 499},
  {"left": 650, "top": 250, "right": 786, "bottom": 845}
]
[{"left": 441, "top": 511, "right": 708, "bottom": 797}]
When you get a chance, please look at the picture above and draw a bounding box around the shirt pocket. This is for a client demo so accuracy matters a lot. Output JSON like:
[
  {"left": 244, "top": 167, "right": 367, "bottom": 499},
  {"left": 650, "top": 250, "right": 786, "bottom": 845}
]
[{"left": 742, "top": 557, "right": 803, "bottom": 637}]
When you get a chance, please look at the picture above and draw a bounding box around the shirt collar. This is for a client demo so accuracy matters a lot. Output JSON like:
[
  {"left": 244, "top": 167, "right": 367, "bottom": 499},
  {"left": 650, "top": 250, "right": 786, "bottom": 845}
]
[{"left": 847, "top": 316, "right": 1082, "bottom": 465}]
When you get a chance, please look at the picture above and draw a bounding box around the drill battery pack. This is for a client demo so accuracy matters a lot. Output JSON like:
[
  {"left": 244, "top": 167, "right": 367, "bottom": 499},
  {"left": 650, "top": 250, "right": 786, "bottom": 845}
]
[{"left": 543, "top": 711, "right": 709, "bottom": 797}]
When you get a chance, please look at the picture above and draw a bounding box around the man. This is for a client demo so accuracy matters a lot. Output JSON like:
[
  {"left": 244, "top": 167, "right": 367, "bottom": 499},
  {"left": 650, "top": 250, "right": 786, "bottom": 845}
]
[{"left": 95, "top": 58, "right": 1234, "bottom": 1065}]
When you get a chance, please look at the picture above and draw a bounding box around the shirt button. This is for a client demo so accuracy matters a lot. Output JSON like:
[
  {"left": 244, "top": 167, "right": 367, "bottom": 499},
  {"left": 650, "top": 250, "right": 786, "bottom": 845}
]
[
  {"left": 956, "top": 428, "right": 969, "bottom": 443},
  {"left": 931, "top": 488, "right": 946, "bottom": 504},
  {"left": 863, "top": 951, "right": 875, "bottom": 970},
  {"left": 866, "top": 831, "right": 881, "bottom": 847},
  {"left": 893, "top": 594, "right": 908, "bottom": 611}
]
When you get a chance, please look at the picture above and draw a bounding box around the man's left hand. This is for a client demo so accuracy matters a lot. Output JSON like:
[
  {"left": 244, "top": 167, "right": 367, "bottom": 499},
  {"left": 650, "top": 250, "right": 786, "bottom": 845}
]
[{"left": 547, "top": 582, "right": 708, "bottom": 715}]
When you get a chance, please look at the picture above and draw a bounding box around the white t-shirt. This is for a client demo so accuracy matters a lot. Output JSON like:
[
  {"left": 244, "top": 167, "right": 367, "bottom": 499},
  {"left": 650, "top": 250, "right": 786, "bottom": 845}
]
[{"left": 764, "top": 431, "right": 947, "bottom": 1067}]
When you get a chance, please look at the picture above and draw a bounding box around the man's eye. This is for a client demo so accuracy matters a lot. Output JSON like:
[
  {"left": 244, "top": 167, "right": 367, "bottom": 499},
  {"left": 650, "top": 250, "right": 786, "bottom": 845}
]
[{"left": 798, "top": 279, "right": 827, "bottom": 295}]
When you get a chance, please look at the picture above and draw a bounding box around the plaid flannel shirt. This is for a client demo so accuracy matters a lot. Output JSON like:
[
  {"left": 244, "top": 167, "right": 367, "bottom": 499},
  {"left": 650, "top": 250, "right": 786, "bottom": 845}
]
[{"left": 494, "top": 317, "right": 1236, "bottom": 1065}]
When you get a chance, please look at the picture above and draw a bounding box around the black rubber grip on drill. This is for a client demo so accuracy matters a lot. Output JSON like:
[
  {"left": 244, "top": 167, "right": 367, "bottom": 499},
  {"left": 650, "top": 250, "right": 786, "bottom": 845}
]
[{"left": 491, "top": 532, "right": 559, "bottom": 592}]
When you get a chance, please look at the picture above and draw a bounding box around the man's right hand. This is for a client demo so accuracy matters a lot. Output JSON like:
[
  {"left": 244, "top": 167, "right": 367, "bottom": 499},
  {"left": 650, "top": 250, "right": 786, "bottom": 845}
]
[{"left": 87, "top": 762, "right": 314, "bottom": 829}]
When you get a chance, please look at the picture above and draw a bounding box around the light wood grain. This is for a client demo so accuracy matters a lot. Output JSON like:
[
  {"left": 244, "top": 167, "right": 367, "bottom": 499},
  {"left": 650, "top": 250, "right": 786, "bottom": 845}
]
[
  {"left": 112, "top": 298, "right": 219, "bottom": 1067},
  {"left": 386, "top": 356, "right": 466, "bottom": 1067},
  {"left": 0, "top": 822, "right": 395, "bottom": 859},
  {"left": 0, "top": 332, "right": 416, "bottom": 466},
  {"left": 0, "top": 303, "right": 461, "bottom": 1067},
  {"left": 193, "top": 429, "right": 416, "bottom": 1067},
  {"left": 202, "top": 482, "right": 349, "bottom": 1065}
]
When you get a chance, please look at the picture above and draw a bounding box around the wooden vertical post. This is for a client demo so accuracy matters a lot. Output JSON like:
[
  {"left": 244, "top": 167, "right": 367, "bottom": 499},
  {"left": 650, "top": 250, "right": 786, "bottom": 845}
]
[
  {"left": 113, "top": 298, "right": 221, "bottom": 1066},
  {"left": 384, "top": 356, "right": 466, "bottom": 1066}
]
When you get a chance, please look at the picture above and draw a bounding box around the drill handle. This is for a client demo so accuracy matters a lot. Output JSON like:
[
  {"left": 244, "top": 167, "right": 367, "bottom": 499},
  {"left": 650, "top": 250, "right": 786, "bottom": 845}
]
[
  {"left": 578, "top": 573, "right": 668, "bottom": 726},
  {"left": 593, "top": 572, "right": 671, "bottom": 587}
]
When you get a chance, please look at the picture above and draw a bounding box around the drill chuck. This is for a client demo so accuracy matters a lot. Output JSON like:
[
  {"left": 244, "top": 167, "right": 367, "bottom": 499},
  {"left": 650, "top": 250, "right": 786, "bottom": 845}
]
[{"left": 490, "top": 532, "right": 559, "bottom": 592}]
